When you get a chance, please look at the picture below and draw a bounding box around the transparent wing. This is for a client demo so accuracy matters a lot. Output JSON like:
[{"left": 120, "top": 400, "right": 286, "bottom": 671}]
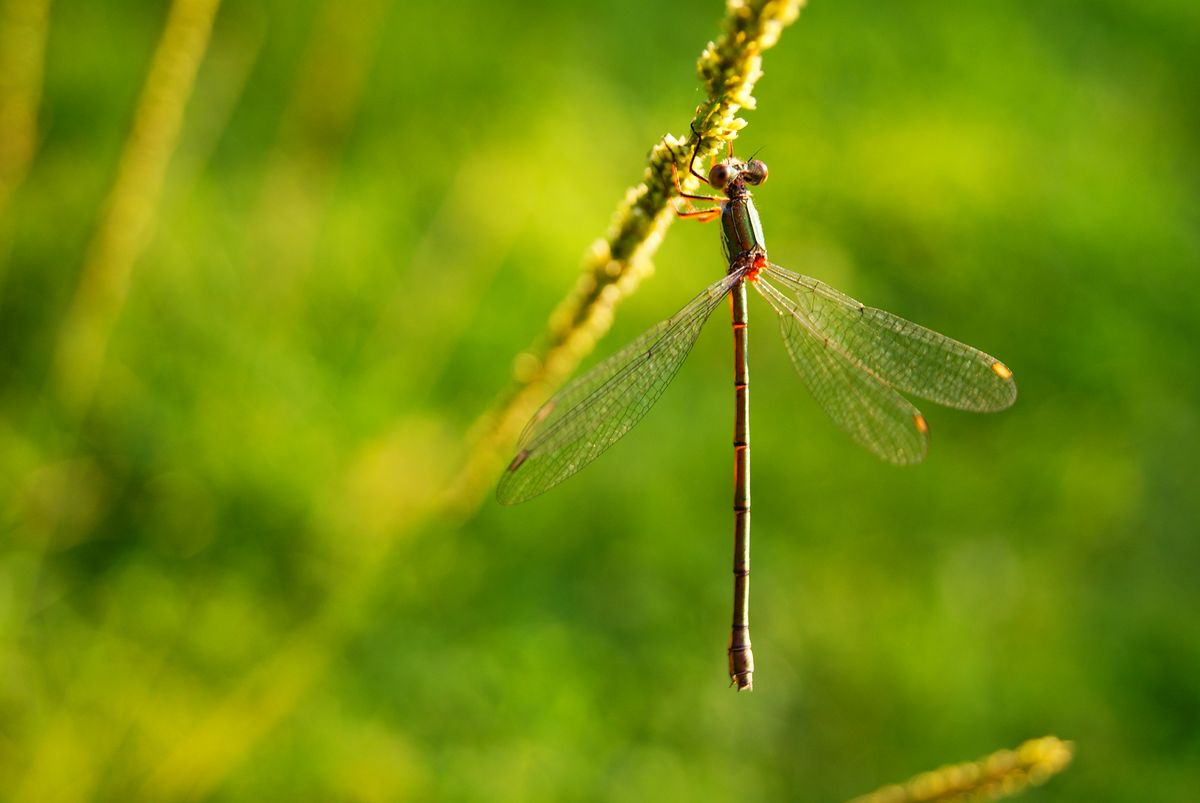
[
  {"left": 762, "top": 263, "right": 1017, "bottom": 412},
  {"left": 755, "top": 277, "right": 929, "bottom": 464},
  {"left": 497, "top": 273, "right": 740, "bottom": 504}
]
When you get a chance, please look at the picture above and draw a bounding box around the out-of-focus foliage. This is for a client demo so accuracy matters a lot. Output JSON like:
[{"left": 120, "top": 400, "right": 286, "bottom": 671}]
[{"left": 0, "top": 0, "right": 1196, "bottom": 801}]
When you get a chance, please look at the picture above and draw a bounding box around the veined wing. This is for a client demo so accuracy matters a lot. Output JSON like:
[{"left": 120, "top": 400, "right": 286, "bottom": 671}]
[
  {"left": 497, "top": 273, "right": 740, "bottom": 504},
  {"left": 761, "top": 263, "right": 1017, "bottom": 412},
  {"left": 755, "top": 277, "right": 929, "bottom": 464}
]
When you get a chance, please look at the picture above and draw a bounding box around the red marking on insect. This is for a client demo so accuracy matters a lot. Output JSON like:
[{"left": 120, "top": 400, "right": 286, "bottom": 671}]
[
  {"left": 913, "top": 414, "right": 929, "bottom": 434},
  {"left": 507, "top": 449, "right": 530, "bottom": 472},
  {"left": 746, "top": 254, "right": 766, "bottom": 283}
]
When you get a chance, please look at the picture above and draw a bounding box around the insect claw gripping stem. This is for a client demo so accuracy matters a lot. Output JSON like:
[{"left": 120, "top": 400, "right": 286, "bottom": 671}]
[
  {"left": 675, "top": 207, "right": 722, "bottom": 222},
  {"left": 688, "top": 121, "right": 711, "bottom": 184},
  {"left": 670, "top": 163, "right": 724, "bottom": 223},
  {"left": 671, "top": 163, "right": 723, "bottom": 204}
]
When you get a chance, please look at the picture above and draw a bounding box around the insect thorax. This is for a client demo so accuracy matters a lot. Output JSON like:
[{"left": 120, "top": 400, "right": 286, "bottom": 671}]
[{"left": 721, "top": 195, "right": 767, "bottom": 264}]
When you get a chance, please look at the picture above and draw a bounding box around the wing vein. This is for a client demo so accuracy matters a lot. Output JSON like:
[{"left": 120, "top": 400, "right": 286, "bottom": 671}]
[{"left": 497, "top": 272, "right": 741, "bottom": 504}]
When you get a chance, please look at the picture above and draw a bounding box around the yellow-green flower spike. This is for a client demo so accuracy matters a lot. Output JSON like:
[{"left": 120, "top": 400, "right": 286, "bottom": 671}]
[{"left": 846, "top": 736, "right": 1074, "bottom": 803}]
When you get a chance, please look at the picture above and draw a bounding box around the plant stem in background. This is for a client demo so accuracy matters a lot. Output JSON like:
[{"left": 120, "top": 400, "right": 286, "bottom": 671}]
[
  {"left": 445, "top": 0, "right": 805, "bottom": 515},
  {"left": 0, "top": 0, "right": 49, "bottom": 220},
  {"left": 846, "top": 736, "right": 1074, "bottom": 803},
  {"left": 51, "top": 0, "right": 221, "bottom": 418}
]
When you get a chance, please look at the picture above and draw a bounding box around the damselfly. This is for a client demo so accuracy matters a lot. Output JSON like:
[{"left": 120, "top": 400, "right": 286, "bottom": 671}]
[{"left": 498, "top": 136, "right": 1017, "bottom": 691}]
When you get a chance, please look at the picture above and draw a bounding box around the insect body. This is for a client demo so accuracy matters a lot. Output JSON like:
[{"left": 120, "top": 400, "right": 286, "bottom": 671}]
[{"left": 499, "top": 137, "right": 1017, "bottom": 691}]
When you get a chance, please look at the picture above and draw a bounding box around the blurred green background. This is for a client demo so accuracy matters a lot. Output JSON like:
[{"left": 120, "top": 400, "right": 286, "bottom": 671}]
[{"left": 1, "top": 0, "right": 1198, "bottom": 800}]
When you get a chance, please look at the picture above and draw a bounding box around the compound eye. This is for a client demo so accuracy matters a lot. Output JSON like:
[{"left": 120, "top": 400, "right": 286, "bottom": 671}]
[
  {"left": 746, "top": 159, "right": 769, "bottom": 185},
  {"left": 708, "top": 163, "right": 730, "bottom": 189}
]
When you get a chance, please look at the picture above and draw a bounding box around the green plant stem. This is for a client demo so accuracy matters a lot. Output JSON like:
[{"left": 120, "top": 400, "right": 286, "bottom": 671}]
[
  {"left": 51, "top": 0, "right": 221, "bottom": 419},
  {"left": 0, "top": 0, "right": 49, "bottom": 220}
]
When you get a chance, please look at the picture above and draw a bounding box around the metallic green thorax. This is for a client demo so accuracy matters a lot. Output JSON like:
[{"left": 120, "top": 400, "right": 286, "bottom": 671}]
[{"left": 721, "top": 194, "right": 767, "bottom": 263}]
